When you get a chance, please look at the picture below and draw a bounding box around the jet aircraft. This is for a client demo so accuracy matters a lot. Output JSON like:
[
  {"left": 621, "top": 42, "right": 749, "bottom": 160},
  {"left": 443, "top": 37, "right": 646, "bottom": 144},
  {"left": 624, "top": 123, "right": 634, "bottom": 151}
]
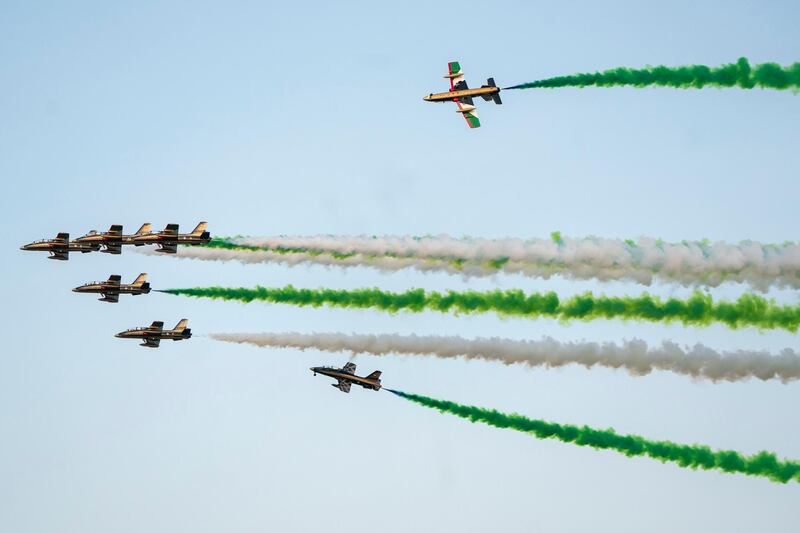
[
  {"left": 423, "top": 61, "right": 502, "bottom": 129},
  {"left": 20, "top": 232, "right": 96, "bottom": 260},
  {"left": 115, "top": 319, "right": 191, "bottom": 347},
  {"left": 74, "top": 224, "right": 152, "bottom": 254},
  {"left": 73, "top": 273, "right": 151, "bottom": 303},
  {"left": 310, "top": 363, "right": 382, "bottom": 393},
  {"left": 132, "top": 222, "right": 210, "bottom": 253}
]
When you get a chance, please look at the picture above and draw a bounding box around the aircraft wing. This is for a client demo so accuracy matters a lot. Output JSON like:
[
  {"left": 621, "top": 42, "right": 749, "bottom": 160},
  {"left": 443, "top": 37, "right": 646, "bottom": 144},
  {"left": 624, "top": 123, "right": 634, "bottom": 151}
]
[
  {"left": 446, "top": 61, "right": 465, "bottom": 89},
  {"left": 101, "top": 292, "right": 119, "bottom": 303},
  {"left": 444, "top": 61, "right": 480, "bottom": 128},
  {"left": 342, "top": 362, "right": 356, "bottom": 374},
  {"left": 454, "top": 101, "right": 480, "bottom": 129},
  {"left": 150, "top": 321, "right": 164, "bottom": 333},
  {"left": 335, "top": 380, "right": 351, "bottom": 393},
  {"left": 51, "top": 250, "right": 69, "bottom": 260},
  {"left": 107, "top": 275, "right": 121, "bottom": 286},
  {"left": 142, "top": 338, "right": 161, "bottom": 348},
  {"left": 157, "top": 242, "right": 178, "bottom": 254}
]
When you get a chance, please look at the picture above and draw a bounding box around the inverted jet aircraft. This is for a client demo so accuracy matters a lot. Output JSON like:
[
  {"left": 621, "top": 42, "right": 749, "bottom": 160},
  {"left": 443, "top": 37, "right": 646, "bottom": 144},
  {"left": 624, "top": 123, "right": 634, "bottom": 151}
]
[
  {"left": 115, "top": 319, "right": 191, "bottom": 347},
  {"left": 20, "top": 232, "right": 96, "bottom": 260},
  {"left": 73, "top": 273, "right": 151, "bottom": 303},
  {"left": 310, "top": 363, "right": 382, "bottom": 393},
  {"left": 74, "top": 224, "right": 152, "bottom": 254},
  {"left": 423, "top": 61, "right": 502, "bottom": 128},
  {"left": 132, "top": 222, "right": 210, "bottom": 253}
]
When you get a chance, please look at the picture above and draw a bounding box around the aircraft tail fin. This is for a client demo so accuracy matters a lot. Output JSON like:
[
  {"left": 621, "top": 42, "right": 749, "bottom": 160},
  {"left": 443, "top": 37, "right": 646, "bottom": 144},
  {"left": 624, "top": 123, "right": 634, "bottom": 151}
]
[
  {"left": 190, "top": 222, "right": 208, "bottom": 236},
  {"left": 173, "top": 319, "right": 189, "bottom": 332},
  {"left": 163, "top": 223, "right": 179, "bottom": 235},
  {"left": 482, "top": 78, "right": 502, "bottom": 104},
  {"left": 134, "top": 223, "right": 151, "bottom": 236},
  {"left": 131, "top": 273, "right": 148, "bottom": 286},
  {"left": 365, "top": 371, "right": 381, "bottom": 380}
]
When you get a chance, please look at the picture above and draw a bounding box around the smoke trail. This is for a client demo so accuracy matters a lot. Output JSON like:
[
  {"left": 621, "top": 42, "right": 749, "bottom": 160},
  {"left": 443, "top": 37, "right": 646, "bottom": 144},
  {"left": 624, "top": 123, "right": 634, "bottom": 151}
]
[
  {"left": 160, "top": 286, "right": 800, "bottom": 332},
  {"left": 210, "top": 332, "right": 800, "bottom": 383},
  {"left": 505, "top": 57, "right": 800, "bottom": 90},
  {"left": 388, "top": 390, "right": 800, "bottom": 484},
  {"left": 143, "top": 235, "right": 800, "bottom": 291}
]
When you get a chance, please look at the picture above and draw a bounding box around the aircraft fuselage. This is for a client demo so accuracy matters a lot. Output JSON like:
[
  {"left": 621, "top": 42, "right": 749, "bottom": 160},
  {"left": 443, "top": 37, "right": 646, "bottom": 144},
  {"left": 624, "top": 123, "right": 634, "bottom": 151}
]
[
  {"left": 115, "top": 329, "right": 191, "bottom": 342},
  {"left": 20, "top": 240, "right": 96, "bottom": 259},
  {"left": 423, "top": 86, "right": 500, "bottom": 103},
  {"left": 73, "top": 283, "right": 150, "bottom": 296},
  {"left": 310, "top": 366, "right": 381, "bottom": 391}
]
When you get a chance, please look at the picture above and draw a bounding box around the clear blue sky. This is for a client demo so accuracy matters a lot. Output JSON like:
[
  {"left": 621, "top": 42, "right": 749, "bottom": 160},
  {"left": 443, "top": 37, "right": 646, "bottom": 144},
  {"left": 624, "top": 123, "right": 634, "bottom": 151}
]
[{"left": 1, "top": 1, "right": 798, "bottom": 532}]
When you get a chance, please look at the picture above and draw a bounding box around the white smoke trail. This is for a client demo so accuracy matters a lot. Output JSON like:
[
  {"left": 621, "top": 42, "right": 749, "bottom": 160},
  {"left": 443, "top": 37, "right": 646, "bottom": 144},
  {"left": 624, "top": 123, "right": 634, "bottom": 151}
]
[
  {"left": 138, "top": 234, "right": 800, "bottom": 290},
  {"left": 211, "top": 332, "right": 800, "bottom": 383}
]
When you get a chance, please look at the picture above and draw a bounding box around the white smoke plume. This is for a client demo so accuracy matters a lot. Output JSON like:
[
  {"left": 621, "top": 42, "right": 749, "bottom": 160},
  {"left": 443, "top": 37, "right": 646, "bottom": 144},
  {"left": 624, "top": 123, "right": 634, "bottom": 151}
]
[
  {"left": 211, "top": 331, "right": 800, "bottom": 383},
  {"left": 141, "top": 234, "right": 800, "bottom": 291}
]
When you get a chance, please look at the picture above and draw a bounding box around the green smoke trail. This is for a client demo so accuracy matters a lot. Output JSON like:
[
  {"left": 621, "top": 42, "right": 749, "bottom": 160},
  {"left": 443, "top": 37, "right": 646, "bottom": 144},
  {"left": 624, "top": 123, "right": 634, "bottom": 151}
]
[
  {"left": 205, "top": 237, "right": 358, "bottom": 259},
  {"left": 388, "top": 390, "right": 800, "bottom": 484},
  {"left": 506, "top": 57, "right": 800, "bottom": 90},
  {"left": 204, "top": 237, "right": 473, "bottom": 268},
  {"left": 159, "top": 285, "right": 800, "bottom": 331}
]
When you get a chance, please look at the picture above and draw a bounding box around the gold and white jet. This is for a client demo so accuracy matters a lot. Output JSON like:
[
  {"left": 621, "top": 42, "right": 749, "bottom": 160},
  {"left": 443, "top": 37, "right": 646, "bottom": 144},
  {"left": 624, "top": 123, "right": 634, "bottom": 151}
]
[
  {"left": 310, "top": 363, "right": 382, "bottom": 393},
  {"left": 20, "top": 232, "right": 96, "bottom": 260},
  {"left": 423, "top": 61, "right": 502, "bottom": 128},
  {"left": 73, "top": 273, "right": 151, "bottom": 303},
  {"left": 132, "top": 222, "right": 211, "bottom": 253},
  {"left": 74, "top": 224, "right": 153, "bottom": 254},
  {"left": 115, "top": 319, "right": 191, "bottom": 348}
]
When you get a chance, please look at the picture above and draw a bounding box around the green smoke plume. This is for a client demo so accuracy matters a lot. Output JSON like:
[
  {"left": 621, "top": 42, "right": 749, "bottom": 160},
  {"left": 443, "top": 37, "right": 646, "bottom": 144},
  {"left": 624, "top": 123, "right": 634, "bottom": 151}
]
[
  {"left": 388, "top": 390, "right": 800, "bottom": 484},
  {"left": 160, "top": 285, "right": 800, "bottom": 331},
  {"left": 205, "top": 237, "right": 360, "bottom": 260},
  {"left": 506, "top": 57, "right": 800, "bottom": 90}
]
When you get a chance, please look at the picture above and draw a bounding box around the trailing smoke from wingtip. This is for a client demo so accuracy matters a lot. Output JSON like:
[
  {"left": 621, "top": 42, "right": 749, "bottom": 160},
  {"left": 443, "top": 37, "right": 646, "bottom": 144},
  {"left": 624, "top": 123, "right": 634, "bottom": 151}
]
[
  {"left": 209, "top": 332, "right": 800, "bottom": 383},
  {"left": 138, "top": 234, "right": 800, "bottom": 291},
  {"left": 162, "top": 285, "right": 800, "bottom": 332},
  {"left": 505, "top": 57, "right": 800, "bottom": 90},
  {"left": 389, "top": 391, "right": 800, "bottom": 484}
]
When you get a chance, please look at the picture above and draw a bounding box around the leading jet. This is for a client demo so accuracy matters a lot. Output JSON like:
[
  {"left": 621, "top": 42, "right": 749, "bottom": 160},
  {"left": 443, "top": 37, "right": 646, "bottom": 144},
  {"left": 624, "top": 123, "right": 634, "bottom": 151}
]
[
  {"left": 132, "top": 222, "right": 211, "bottom": 253},
  {"left": 74, "top": 223, "right": 153, "bottom": 254},
  {"left": 423, "top": 61, "right": 502, "bottom": 129},
  {"left": 115, "top": 319, "right": 191, "bottom": 347},
  {"left": 73, "top": 273, "right": 151, "bottom": 303},
  {"left": 310, "top": 363, "right": 382, "bottom": 393},
  {"left": 20, "top": 232, "right": 97, "bottom": 260}
]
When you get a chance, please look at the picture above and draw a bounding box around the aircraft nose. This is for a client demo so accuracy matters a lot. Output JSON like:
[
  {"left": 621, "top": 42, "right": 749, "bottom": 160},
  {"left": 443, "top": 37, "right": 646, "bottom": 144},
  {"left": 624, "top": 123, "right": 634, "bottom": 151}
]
[{"left": 114, "top": 332, "right": 124, "bottom": 338}]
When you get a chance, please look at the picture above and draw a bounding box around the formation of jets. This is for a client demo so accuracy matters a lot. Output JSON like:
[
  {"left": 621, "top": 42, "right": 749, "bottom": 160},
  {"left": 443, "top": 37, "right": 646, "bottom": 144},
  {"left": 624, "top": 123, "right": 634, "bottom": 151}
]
[
  {"left": 21, "top": 223, "right": 206, "bottom": 354},
  {"left": 20, "top": 63, "right": 505, "bottom": 388},
  {"left": 423, "top": 61, "right": 502, "bottom": 129},
  {"left": 21, "top": 222, "right": 210, "bottom": 260},
  {"left": 23, "top": 218, "right": 386, "bottom": 390}
]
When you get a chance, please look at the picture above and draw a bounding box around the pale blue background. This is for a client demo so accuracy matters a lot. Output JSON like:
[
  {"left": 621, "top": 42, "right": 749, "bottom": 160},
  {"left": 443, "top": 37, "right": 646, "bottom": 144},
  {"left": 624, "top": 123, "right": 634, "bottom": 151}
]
[{"left": 1, "top": 1, "right": 798, "bottom": 532}]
